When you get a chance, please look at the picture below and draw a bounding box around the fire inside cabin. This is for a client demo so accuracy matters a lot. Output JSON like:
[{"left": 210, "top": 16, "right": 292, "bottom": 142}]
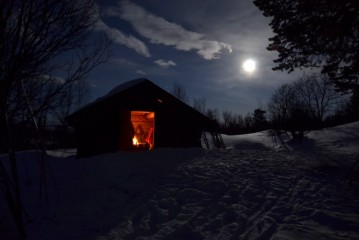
[{"left": 130, "top": 111, "right": 155, "bottom": 150}]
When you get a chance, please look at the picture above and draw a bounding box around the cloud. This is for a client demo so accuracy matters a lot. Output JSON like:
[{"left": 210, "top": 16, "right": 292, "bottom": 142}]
[
  {"left": 39, "top": 74, "right": 65, "bottom": 84},
  {"left": 95, "top": 19, "right": 151, "bottom": 57},
  {"left": 136, "top": 69, "right": 147, "bottom": 75},
  {"left": 110, "top": 1, "right": 232, "bottom": 60},
  {"left": 154, "top": 59, "right": 176, "bottom": 68}
]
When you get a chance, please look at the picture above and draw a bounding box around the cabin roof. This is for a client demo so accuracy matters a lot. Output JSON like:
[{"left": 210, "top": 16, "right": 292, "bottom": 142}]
[
  {"left": 73, "top": 78, "right": 149, "bottom": 114},
  {"left": 96, "top": 78, "right": 148, "bottom": 103},
  {"left": 66, "top": 78, "right": 214, "bottom": 128}
]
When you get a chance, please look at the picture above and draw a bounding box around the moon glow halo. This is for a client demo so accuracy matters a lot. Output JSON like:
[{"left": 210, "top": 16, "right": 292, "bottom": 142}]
[{"left": 242, "top": 59, "right": 256, "bottom": 73}]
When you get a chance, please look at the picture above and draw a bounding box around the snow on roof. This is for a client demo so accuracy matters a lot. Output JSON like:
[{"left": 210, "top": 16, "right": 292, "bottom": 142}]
[
  {"left": 70, "top": 78, "right": 150, "bottom": 114},
  {"left": 90, "top": 78, "right": 150, "bottom": 104},
  {"left": 99, "top": 78, "right": 149, "bottom": 101}
]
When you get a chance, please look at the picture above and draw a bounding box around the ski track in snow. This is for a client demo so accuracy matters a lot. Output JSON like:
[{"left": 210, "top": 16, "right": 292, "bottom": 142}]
[
  {"left": 93, "top": 150, "right": 359, "bottom": 240},
  {"left": 1, "top": 122, "right": 359, "bottom": 239}
]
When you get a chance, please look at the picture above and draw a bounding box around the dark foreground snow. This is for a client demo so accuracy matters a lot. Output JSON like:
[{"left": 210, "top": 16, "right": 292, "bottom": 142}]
[{"left": 1, "top": 122, "right": 359, "bottom": 239}]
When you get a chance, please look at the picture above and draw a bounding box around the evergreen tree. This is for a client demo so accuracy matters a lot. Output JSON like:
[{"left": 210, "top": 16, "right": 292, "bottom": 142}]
[{"left": 254, "top": 0, "right": 359, "bottom": 91}]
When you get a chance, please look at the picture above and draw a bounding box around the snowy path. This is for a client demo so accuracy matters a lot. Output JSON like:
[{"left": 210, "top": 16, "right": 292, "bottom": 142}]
[{"left": 95, "top": 150, "right": 359, "bottom": 240}]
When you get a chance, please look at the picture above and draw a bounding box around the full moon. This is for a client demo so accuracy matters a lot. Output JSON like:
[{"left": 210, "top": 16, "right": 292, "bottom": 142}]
[{"left": 242, "top": 59, "right": 256, "bottom": 73}]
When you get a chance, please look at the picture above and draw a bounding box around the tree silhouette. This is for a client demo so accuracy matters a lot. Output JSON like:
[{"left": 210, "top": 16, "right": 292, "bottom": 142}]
[
  {"left": 294, "top": 74, "right": 342, "bottom": 125},
  {"left": 253, "top": 108, "right": 267, "bottom": 131},
  {"left": 172, "top": 82, "right": 189, "bottom": 103},
  {"left": 0, "top": 1, "right": 108, "bottom": 237},
  {"left": 254, "top": 0, "right": 359, "bottom": 91},
  {"left": 267, "top": 74, "right": 343, "bottom": 138}
]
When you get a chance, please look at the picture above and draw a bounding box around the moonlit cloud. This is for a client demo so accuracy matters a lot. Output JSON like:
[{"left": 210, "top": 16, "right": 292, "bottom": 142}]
[
  {"left": 39, "top": 74, "right": 65, "bottom": 84},
  {"left": 136, "top": 69, "right": 147, "bottom": 75},
  {"left": 154, "top": 59, "right": 176, "bottom": 68},
  {"left": 95, "top": 19, "right": 151, "bottom": 57},
  {"left": 109, "top": 1, "right": 232, "bottom": 60}
]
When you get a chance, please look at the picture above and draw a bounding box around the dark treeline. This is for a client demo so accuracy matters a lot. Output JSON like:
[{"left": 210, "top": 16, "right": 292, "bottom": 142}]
[
  {"left": 219, "top": 108, "right": 268, "bottom": 135},
  {"left": 1, "top": 122, "right": 77, "bottom": 152},
  {"left": 214, "top": 74, "right": 359, "bottom": 137}
]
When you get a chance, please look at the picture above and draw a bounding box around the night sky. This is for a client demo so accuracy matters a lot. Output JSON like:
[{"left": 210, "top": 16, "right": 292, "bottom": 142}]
[{"left": 88, "top": 0, "right": 304, "bottom": 116}]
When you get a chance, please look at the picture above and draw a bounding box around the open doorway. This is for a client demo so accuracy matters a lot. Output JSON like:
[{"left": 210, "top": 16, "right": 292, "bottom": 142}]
[{"left": 131, "top": 111, "right": 155, "bottom": 150}]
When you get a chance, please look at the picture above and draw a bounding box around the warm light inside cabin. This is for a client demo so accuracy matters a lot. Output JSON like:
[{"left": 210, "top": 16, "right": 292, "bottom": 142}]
[
  {"left": 132, "top": 136, "right": 139, "bottom": 146},
  {"left": 131, "top": 111, "right": 155, "bottom": 150}
]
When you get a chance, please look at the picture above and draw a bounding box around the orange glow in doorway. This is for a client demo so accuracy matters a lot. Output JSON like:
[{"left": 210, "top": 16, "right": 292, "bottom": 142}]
[{"left": 131, "top": 111, "right": 155, "bottom": 150}]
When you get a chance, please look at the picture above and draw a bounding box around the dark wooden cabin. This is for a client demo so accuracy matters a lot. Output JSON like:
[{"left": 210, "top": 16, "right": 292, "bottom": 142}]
[{"left": 66, "top": 78, "right": 215, "bottom": 157}]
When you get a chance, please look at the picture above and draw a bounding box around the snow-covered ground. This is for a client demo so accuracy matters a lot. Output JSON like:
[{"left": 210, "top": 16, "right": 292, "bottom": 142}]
[{"left": 1, "top": 122, "right": 359, "bottom": 239}]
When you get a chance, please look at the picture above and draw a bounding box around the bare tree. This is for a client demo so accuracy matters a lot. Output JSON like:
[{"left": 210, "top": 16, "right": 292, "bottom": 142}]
[
  {"left": 294, "top": 74, "right": 341, "bottom": 123},
  {"left": 244, "top": 113, "right": 254, "bottom": 129},
  {"left": 236, "top": 114, "right": 245, "bottom": 129},
  {"left": 267, "top": 74, "right": 344, "bottom": 139},
  {"left": 51, "top": 79, "right": 91, "bottom": 127},
  {"left": 193, "top": 96, "right": 207, "bottom": 114},
  {"left": 0, "top": 0, "right": 109, "bottom": 238},
  {"left": 267, "top": 83, "right": 297, "bottom": 127},
  {"left": 172, "top": 82, "right": 189, "bottom": 103},
  {"left": 222, "top": 110, "right": 233, "bottom": 129},
  {"left": 267, "top": 83, "right": 307, "bottom": 139},
  {"left": 206, "top": 108, "right": 219, "bottom": 123}
]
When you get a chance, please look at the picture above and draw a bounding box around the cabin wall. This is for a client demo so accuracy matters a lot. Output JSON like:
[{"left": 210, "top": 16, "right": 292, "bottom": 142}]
[
  {"left": 118, "top": 110, "right": 133, "bottom": 151},
  {"left": 76, "top": 103, "right": 120, "bottom": 157},
  {"left": 155, "top": 110, "right": 202, "bottom": 148}
]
